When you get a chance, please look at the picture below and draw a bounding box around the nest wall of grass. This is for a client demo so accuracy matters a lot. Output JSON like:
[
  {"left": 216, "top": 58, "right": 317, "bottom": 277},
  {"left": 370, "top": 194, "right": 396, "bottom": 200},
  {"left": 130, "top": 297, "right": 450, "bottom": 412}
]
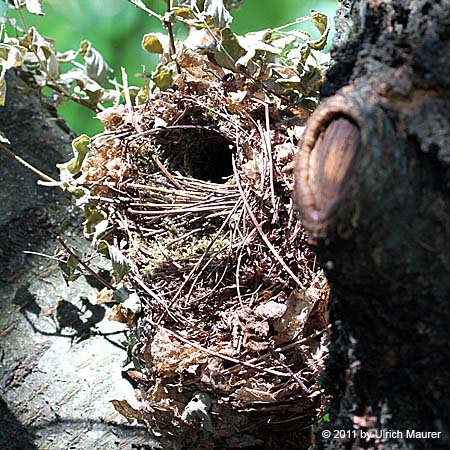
[{"left": 81, "top": 56, "right": 330, "bottom": 449}]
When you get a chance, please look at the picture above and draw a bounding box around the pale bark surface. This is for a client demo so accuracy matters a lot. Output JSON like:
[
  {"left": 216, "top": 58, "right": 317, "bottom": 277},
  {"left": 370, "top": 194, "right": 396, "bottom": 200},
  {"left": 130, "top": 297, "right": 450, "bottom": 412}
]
[{"left": 0, "top": 73, "right": 155, "bottom": 450}]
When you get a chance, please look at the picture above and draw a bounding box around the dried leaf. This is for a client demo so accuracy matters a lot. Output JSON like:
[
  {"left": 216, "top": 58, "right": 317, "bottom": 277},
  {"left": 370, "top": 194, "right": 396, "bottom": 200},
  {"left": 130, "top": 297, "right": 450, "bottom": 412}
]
[
  {"left": 181, "top": 392, "right": 213, "bottom": 435},
  {"left": 110, "top": 399, "right": 142, "bottom": 423},
  {"left": 255, "top": 300, "right": 287, "bottom": 320},
  {"left": 88, "top": 287, "right": 114, "bottom": 305},
  {"left": 108, "top": 302, "right": 139, "bottom": 328}
]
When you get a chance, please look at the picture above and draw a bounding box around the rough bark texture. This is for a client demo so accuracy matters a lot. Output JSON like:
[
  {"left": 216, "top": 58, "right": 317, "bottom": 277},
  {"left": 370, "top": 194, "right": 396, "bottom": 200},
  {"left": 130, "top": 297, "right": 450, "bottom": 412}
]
[
  {"left": 295, "top": 1, "right": 450, "bottom": 450},
  {"left": 0, "top": 73, "right": 156, "bottom": 450}
]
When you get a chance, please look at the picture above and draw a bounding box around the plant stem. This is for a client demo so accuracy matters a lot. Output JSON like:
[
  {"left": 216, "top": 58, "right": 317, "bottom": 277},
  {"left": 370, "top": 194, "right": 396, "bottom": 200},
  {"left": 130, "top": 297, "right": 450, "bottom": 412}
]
[
  {"left": 165, "top": 0, "right": 180, "bottom": 73},
  {"left": 47, "top": 82, "right": 100, "bottom": 113},
  {"left": 57, "top": 237, "right": 116, "bottom": 291},
  {"left": 0, "top": 142, "right": 61, "bottom": 185}
]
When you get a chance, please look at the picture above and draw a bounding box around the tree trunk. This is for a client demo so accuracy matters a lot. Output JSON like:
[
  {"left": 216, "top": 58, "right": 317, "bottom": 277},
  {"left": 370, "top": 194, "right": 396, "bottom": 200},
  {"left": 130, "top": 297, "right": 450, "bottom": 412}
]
[
  {"left": 294, "top": 1, "right": 450, "bottom": 450},
  {"left": 0, "top": 72, "right": 73, "bottom": 276}
]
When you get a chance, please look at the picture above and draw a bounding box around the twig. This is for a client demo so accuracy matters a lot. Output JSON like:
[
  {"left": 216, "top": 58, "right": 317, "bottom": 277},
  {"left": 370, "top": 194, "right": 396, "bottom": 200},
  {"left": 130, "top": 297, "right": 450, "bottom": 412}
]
[
  {"left": 57, "top": 237, "right": 115, "bottom": 290},
  {"left": 165, "top": 0, "right": 180, "bottom": 74},
  {"left": 47, "top": 82, "right": 100, "bottom": 113},
  {"left": 121, "top": 67, "right": 133, "bottom": 114},
  {"left": 232, "top": 157, "right": 304, "bottom": 288},
  {"left": 151, "top": 152, "right": 183, "bottom": 189},
  {"left": 268, "top": 347, "right": 310, "bottom": 394},
  {"left": 155, "top": 198, "right": 241, "bottom": 325},
  {"left": 127, "top": 0, "right": 164, "bottom": 20},
  {"left": 0, "top": 142, "right": 61, "bottom": 185},
  {"left": 223, "top": 325, "right": 331, "bottom": 375},
  {"left": 132, "top": 274, "right": 185, "bottom": 324}
]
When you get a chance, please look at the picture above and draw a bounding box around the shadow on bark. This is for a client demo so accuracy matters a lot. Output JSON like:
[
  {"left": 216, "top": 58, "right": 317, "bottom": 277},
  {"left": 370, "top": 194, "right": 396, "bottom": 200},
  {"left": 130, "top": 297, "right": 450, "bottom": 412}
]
[{"left": 0, "top": 396, "right": 38, "bottom": 450}]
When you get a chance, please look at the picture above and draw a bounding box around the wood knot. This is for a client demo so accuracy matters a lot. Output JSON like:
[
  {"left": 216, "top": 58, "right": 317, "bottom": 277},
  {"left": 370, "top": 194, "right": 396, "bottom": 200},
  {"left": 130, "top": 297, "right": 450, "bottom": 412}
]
[
  {"left": 295, "top": 95, "right": 364, "bottom": 234},
  {"left": 308, "top": 118, "right": 360, "bottom": 217}
]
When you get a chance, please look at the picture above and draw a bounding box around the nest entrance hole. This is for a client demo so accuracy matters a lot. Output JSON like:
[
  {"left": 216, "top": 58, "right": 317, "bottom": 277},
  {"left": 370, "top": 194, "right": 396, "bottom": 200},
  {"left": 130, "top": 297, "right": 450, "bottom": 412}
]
[{"left": 161, "top": 129, "right": 234, "bottom": 184}]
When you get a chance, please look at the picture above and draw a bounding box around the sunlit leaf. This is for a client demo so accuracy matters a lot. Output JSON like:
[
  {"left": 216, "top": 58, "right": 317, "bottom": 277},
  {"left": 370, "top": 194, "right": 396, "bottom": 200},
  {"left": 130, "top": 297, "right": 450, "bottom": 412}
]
[
  {"left": 141, "top": 33, "right": 168, "bottom": 54},
  {"left": 203, "top": 0, "right": 232, "bottom": 29},
  {"left": 173, "top": 6, "right": 195, "bottom": 20},
  {"left": 41, "top": 45, "right": 59, "bottom": 79},
  {"left": 108, "top": 244, "right": 132, "bottom": 283},
  {"left": 25, "top": 0, "right": 44, "bottom": 15},
  {"left": 308, "top": 11, "right": 329, "bottom": 51},
  {"left": 83, "top": 207, "right": 107, "bottom": 239},
  {"left": 152, "top": 62, "right": 177, "bottom": 91},
  {"left": 0, "top": 43, "right": 26, "bottom": 105},
  {"left": 65, "top": 134, "right": 90, "bottom": 175},
  {"left": 0, "top": 44, "right": 27, "bottom": 70},
  {"left": 57, "top": 49, "right": 78, "bottom": 64},
  {"left": 0, "top": 131, "right": 9, "bottom": 144},
  {"left": 80, "top": 40, "right": 111, "bottom": 84}
]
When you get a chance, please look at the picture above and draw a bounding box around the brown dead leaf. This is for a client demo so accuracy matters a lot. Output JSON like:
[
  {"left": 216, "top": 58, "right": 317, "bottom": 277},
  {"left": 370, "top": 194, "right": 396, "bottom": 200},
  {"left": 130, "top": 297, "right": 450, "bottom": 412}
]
[
  {"left": 255, "top": 300, "right": 287, "bottom": 320},
  {"left": 88, "top": 287, "right": 114, "bottom": 305},
  {"left": 110, "top": 399, "right": 143, "bottom": 423},
  {"left": 108, "top": 304, "right": 136, "bottom": 328}
]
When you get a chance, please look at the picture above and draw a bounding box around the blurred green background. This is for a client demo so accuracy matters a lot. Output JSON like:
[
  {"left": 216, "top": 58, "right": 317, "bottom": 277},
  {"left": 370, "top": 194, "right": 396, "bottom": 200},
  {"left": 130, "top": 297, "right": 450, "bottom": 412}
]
[{"left": 8, "top": 0, "right": 338, "bottom": 136}]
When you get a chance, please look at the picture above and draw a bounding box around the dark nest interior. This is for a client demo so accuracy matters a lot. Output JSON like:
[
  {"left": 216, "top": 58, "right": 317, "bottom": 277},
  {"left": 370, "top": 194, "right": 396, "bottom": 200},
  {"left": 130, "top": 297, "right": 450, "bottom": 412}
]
[{"left": 80, "top": 62, "right": 330, "bottom": 449}]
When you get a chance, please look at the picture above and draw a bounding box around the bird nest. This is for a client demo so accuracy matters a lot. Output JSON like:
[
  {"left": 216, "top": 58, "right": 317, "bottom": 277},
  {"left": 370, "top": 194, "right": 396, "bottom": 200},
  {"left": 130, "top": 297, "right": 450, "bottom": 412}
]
[{"left": 79, "top": 62, "right": 330, "bottom": 449}]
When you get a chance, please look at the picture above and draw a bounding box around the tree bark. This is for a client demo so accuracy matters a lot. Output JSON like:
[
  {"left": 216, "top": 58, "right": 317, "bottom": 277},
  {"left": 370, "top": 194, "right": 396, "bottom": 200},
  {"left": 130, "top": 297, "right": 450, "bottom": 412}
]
[
  {"left": 0, "top": 72, "right": 73, "bottom": 277},
  {"left": 295, "top": 1, "right": 450, "bottom": 449}
]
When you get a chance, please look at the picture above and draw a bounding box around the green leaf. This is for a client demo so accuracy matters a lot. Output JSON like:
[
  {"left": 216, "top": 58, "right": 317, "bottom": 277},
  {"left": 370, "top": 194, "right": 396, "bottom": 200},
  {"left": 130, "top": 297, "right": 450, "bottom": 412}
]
[
  {"left": 152, "top": 62, "right": 177, "bottom": 91},
  {"left": 58, "top": 134, "right": 90, "bottom": 182},
  {"left": 97, "top": 240, "right": 110, "bottom": 258},
  {"left": 80, "top": 40, "right": 111, "bottom": 84},
  {"left": 308, "top": 11, "right": 329, "bottom": 51},
  {"left": 57, "top": 49, "right": 78, "bottom": 64},
  {"left": 58, "top": 252, "right": 82, "bottom": 283},
  {"left": 172, "top": 6, "right": 195, "bottom": 20},
  {"left": 0, "top": 77, "right": 6, "bottom": 106},
  {"left": 213, "top": 28, "right": 245, "bottom": 71},
  {"left": 0, "top": 43, "right": 26, "bottom": 70},
  {"left": 41, "top": 45, "right": 59, "bottom": 79},
  {"left": 317, "top": 412, "right": 331, "bottom": 424},
  {"left": 0, "top": 43, "right": 26, "bottom": 105},
  {"left": 141, "top": 33, "right": 168, "bottom": 54},
  {"left": 109, "top": 245, "right": 132, "bottom": 283},
  {"left": 59, "top": 68, "right": 104, "bottom": 104},
  {"left": 83, "top": 207, "right": 107, "bottom": 240},
  {"left": 68, "top": 185, "right": 91, "bottom": 207}
]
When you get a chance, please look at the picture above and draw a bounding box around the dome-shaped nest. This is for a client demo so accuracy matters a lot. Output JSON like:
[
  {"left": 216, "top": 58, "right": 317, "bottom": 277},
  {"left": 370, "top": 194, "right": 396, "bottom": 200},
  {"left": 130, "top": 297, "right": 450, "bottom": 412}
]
[{"left": 79, "top": 57, "right": 329, "bottom": 450}]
